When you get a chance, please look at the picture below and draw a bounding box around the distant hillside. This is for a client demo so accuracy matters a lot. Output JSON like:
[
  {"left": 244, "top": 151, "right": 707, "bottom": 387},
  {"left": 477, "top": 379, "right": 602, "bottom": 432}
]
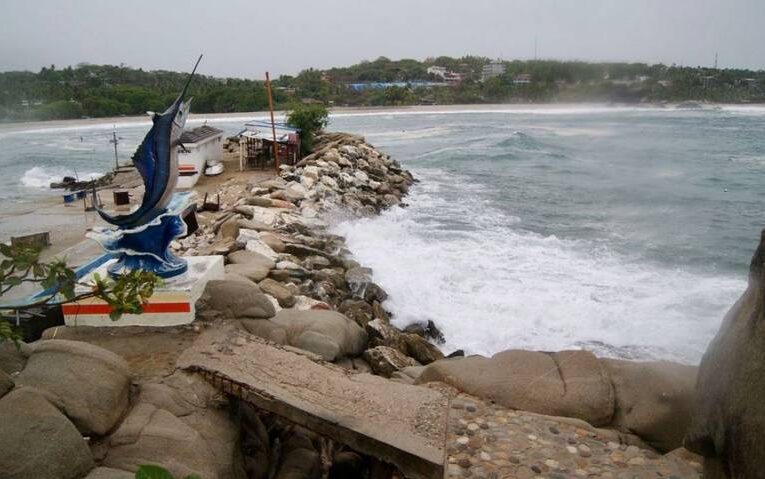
[{"left": 2, "top": 56, "right": 764, "bottom": 121}]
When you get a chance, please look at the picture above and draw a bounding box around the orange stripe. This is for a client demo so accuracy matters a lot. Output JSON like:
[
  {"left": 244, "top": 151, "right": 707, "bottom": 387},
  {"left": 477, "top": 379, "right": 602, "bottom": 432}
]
[
  {"left": 178, "top": 165, "right": 197, "bottom": 170},
  {"left": 62, "top": 302, "right": 191, "bottom": 315}
]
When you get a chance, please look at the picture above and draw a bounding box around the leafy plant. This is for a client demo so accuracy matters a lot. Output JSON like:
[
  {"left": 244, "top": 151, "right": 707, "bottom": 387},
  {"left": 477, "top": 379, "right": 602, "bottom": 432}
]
[
  {"left": 286, "top": 103, "right": 329, "bottom": 155},
  {"left": 0, "top": 243, "right": 162, "bottom": 343},
  {"left": 135, "top": 464, "right": 202, "bottom": 479}
]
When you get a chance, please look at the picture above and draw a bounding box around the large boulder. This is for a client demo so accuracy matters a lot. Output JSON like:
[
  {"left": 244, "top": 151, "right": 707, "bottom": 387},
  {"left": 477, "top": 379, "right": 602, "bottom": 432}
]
[
  {"left": 270, "top": 310, "right": 367, "bottom": 361},
  {"left": 603, "top": 359, "right": 697, "bottom": 453},
  {"left": 228, "top": 249, "right": 276, "bottom": 269},
  {"left": 103, "top": 371, "right": 243, "bottom": 479},
  {"left": 15, "top": 339, "right": 131, "bottom": 435},
  {"left": 197, "top": 279, "right": 276, "bottom": 320},
  {"left": 687, "top": 230, "right": 765, "bottom": 478},
  {"left": 0, "top": 387, "right": 94, "bottom": 479},
  {"left": 83, "top": 468, "right": 134, "bottom": 479},
  {"left": 416, "top": 350, "right": 615, "bottom": 427}
]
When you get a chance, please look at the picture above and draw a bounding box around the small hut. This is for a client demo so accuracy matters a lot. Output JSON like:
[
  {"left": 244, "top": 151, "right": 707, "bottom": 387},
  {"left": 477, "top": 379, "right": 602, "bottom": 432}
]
[{"left": 239, "top": 120, "right": 300, "bottom": 170}]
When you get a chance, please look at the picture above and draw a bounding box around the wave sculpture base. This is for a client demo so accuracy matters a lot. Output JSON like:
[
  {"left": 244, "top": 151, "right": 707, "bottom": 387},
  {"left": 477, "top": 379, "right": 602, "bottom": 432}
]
[{"left": 88, "top": 192, "right": 192, "bottom": 280}]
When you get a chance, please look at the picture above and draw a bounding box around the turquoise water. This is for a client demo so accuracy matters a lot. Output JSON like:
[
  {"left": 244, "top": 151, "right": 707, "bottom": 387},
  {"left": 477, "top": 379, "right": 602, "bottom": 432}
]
[{"left": 2, "top": 105, "right": 763, "bottom": 362}]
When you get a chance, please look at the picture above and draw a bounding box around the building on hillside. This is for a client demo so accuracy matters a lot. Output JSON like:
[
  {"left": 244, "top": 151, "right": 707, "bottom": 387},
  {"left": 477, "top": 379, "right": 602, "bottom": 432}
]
[
  {"left": 427, "top": 66, "right": 448, "bottom": 78},
  {"left": 481, "top": 61, "right": 506, "bottom": 81},
  {"left": 346, "top": 81, "right": 444, "bottom": 91},
  {"left": 444, "top": 72, "right": 465, "bottom": 85},
  {"left": 700, "top": 75, "right": 716, "bottom": 89},
  {"left": 513, "top": 74, "right": 532, "bottom": 85},
  {"left": 176, "top": 125, "right": 224, "bottom": 189}
]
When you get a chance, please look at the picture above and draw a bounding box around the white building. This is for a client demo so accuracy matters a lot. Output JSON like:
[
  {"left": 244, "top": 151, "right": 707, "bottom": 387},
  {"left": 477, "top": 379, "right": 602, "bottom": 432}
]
[
  {"left": 482, "top": 61, "right": 506, "bottom": 81},
  {"left": 427, "top": 66, "right": 448, "bottom": 79},
  {"left": 177, "top": 125, "right": 224, "bottom": 189}
]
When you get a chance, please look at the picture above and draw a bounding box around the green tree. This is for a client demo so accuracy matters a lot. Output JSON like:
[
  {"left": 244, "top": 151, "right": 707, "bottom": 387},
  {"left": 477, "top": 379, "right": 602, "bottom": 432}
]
[{"left": 286, "top": 103, "right": 329, "bottom": 156}]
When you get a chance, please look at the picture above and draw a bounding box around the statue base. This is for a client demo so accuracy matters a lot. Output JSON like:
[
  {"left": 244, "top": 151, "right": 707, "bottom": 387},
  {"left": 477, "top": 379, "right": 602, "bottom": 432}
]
[{"left": 62, "top": 255, "right": 224, "bottom": 327}]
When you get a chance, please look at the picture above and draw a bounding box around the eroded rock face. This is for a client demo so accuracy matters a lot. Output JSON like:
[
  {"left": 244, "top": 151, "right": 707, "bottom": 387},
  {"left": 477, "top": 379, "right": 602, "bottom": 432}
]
[
  {"left": 687, "top": 230, "right": 765, "bottom": 478},
  {"left": 15, "top": 339, "right": 131, "bottom": 436},
  {"left": 0, "top": 387, "right": 94, "bottom": 479},
  {"left": 603, "top": 358, "right": 697, "bottom": 452},
  {"left": 103, "top": 371, "right": 243, "bottom": 479},
  {"left": 197, "top": 279, "right": 276, "bottom": 320},
  {"left": 416, "top": 350, "right": 615, "bottom": 427},
  {"left": 363, "top": 346, "right": 418, "bottom": 378}
]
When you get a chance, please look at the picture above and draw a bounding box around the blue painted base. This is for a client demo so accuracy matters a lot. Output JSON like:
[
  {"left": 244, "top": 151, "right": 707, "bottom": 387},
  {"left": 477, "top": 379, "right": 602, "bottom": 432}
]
[
  {"left": 88, "top": 192, "right": 192, "bottom": 280},
  {"left": 106, "top": 214, "right": 188, "bottom": 279}
]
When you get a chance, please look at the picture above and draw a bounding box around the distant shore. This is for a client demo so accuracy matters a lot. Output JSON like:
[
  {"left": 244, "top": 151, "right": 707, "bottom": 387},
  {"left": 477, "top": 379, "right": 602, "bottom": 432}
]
[{"left": 3, "top": 102, "right": 761, "bottom": 134}]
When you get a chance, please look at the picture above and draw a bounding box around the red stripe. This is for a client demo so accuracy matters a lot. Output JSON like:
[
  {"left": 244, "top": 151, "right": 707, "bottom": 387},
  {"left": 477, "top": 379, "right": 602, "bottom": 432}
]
[
  {"left": 178, "top": 165, "right": 197, "bottom": 170},
  {"left": 62, "top": 302, "right": 191, "bottom": 315}
]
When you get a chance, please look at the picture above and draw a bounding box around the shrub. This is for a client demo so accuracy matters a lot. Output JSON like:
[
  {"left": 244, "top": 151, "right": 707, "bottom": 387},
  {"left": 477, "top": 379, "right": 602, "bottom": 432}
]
[{"left": 286, "top": 103, "right": 329, "bottom": 156}]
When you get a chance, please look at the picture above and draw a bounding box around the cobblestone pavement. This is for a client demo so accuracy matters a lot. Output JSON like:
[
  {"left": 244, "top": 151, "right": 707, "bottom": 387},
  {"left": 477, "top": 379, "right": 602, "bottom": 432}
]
[{"left": 446, "top": 393, "right": 703, "bottom": 479}]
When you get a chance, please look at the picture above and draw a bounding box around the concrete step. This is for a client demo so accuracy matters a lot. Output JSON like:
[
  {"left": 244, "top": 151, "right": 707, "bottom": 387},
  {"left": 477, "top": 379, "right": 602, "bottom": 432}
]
[{"left": 177, "top": 326, "right": 447, "bottom": 479}]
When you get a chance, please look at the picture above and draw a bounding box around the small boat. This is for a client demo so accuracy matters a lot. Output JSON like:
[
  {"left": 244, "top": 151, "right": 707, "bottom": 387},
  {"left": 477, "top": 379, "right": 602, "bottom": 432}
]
[{"left": 205, "top": 162, "right": 224, "bottom": 176}]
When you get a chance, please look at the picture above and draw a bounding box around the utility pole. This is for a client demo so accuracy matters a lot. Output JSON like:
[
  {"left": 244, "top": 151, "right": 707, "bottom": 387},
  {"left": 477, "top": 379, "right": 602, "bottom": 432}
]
[
  {"left": 265, "top": 72, "right": 279, "bottom": 172},
  {"left": 534, "top": 36, "right": 538, "bottom": 61},
  {"left": 109, "top": 127, "right": 120, "bottom": 170},
  {"left": 714, "top": 52, "right": 718, "bottom": 70}
]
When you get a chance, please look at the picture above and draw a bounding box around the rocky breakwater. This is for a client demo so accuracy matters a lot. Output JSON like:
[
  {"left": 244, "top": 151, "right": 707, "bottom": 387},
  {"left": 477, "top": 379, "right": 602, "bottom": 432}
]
[{"left": 182, "top": 131, "right": 446, "bottom": 378}]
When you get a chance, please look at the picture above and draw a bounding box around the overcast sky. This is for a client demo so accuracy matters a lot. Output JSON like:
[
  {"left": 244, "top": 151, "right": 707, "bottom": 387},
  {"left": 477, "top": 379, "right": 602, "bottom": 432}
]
[{"left": 1, "top": 0, "right": 763, "bottom": 78}]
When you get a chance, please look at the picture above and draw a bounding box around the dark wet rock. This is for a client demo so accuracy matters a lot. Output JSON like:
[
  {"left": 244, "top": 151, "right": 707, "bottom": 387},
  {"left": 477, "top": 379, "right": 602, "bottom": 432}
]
[
  {"left": 338, "top": 299, "right": 374, "bottom": 328},
  {"left": 402, "top": 333, "right": 444, "bottom": 365}
]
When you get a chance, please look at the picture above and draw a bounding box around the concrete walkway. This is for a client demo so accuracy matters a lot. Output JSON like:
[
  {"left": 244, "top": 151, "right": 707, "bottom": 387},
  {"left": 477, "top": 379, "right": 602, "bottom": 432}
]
[{"left": 177, "top": 326, "right": 448, "bottom": 479}]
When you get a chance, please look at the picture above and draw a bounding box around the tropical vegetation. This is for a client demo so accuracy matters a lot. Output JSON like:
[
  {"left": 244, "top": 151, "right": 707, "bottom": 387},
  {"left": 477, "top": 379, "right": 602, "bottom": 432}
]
[{"left": 1, "top": 56, "right": 764, "bottom": 121}]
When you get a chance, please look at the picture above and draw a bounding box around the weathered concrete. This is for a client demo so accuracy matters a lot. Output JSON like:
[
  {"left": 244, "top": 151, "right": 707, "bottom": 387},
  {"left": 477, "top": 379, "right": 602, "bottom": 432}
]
[{"left": 177, "top": 327, "right": 447, "bottom": 479}]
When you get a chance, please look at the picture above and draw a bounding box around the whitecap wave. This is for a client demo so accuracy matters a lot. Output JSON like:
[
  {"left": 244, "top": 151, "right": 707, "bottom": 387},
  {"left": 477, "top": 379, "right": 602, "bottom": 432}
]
[
  {"left": 332, "top": 170, "right": 745, "bottom": 365},
  {"left": 20, "top": 166, "right": 103, "bottom": 189}
]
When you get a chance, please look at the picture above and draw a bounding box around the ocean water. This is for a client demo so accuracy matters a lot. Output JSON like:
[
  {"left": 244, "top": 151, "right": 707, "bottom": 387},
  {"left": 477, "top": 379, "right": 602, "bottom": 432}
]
[
  {"left": 329, "top": 105, "right": 765, "bottom": 364},
  {"left": 1, "top": 105, "right": 763, "bottom": 363}
]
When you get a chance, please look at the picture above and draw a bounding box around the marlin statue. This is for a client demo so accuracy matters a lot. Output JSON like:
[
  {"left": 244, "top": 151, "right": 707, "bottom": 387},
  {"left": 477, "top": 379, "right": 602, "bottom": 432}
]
[{"left": 96, "top": 54, "right": 202, "bottom": 228}]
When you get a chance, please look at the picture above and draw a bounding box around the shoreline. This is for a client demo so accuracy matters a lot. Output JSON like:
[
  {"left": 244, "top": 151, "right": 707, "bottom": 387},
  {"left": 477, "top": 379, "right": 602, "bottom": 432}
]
[{"left": 2, "top": 101, "right": 764, "bottom": 134}]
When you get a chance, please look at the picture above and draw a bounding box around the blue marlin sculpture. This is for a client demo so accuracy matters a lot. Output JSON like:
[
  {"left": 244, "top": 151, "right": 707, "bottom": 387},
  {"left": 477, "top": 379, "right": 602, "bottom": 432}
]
[{"left": 88, "top": 55, "right": 203, "bottom": 279}]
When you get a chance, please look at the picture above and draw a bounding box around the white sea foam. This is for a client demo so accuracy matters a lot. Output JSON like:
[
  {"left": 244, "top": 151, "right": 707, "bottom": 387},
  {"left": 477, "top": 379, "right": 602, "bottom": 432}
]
[
  {"left": 332, "top": 169, "right": 745, "bottom": 365},
  {"left": 20, "top": 166, "right": 102, "bottom": 188}
]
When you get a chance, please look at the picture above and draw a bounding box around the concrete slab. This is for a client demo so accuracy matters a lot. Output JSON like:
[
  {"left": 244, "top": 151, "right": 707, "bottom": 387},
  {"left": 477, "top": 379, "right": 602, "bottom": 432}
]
[
  {"left": 62, "top": 255, "right": 223, "bottom": 327},
  {"left": 177, "top": 327, "right": 447, "bottom": 479}
]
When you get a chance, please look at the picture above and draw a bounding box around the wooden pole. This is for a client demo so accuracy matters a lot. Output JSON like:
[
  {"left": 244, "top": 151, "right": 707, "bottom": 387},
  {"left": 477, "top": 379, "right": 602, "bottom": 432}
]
[{"left": 265, "top": 72, "right": 279, "bottom": 172}]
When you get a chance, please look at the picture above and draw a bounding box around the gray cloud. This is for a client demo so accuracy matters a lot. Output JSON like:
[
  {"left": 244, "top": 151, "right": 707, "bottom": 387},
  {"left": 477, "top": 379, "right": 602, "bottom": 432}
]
[{"left": 0, "top": 0, "right": 763, "bottom": 78}]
